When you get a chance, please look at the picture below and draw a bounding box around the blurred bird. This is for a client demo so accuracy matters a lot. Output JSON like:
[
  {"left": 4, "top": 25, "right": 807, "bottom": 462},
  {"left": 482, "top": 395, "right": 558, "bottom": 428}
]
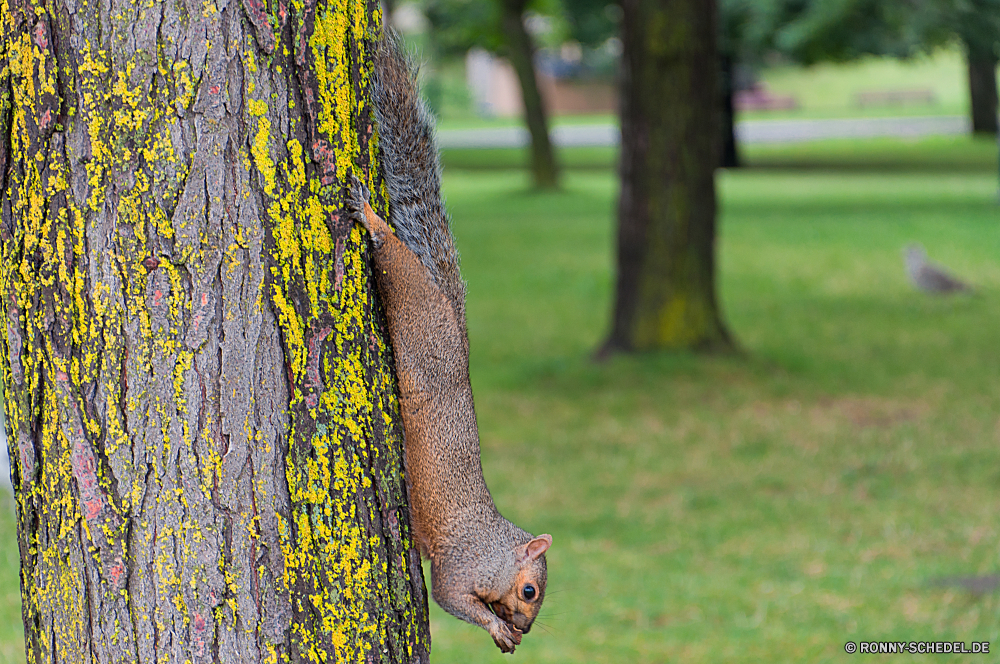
[{"left": 903, "top": 243, "right": 971, "bottom": 294}]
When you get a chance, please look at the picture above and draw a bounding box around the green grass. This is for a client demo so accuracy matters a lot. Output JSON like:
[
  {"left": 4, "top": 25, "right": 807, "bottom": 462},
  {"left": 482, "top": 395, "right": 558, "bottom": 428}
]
[
  {"left": 436, "top": 113, "right": 619, "bottom": 132},
  {"left": 1, "top": 136, "right": 999, "bottom": 661},
  {"left": 440, "top": 145, "right": 618, "bottom": 172},
  {"left": 425, "top": 136, "right": 1000, "bottom": 663},
  {"left": 746, "top": 136, "right": 999, "bottom": 173},
  {"left": 0, "top": 494, "right": 22, "bottom": 664},
  {"left": 442, "top": 135, "right": 999, "bottom": 173}
]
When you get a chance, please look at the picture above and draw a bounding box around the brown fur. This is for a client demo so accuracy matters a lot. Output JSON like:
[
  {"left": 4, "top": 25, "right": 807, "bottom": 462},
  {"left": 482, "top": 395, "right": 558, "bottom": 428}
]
[{"left": 347, "top": 178, "right": 551, "bottom": 654}]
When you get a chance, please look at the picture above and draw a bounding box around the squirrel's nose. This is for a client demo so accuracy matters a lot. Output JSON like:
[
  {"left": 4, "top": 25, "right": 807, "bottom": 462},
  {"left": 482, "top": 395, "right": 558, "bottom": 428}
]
[{"left": 521, "top": 624, "right": 531, "bottom": 634}]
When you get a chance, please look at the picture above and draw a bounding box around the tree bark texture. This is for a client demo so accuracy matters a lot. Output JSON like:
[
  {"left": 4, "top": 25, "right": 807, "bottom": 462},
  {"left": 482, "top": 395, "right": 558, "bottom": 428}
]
[
  {"left": 604, "top": 0, "right": 731, "bottom": 353},
  {"left": 500, "top": 0, "right": 560, "bottom": 189},
  {"left": 0, "top": 0, "right": 430, "bottom": 662},
  {"left": 719, "top": 53, "right": 740, "bottom": 168},
  {"left": 966, "top": 53, "right": 998, "bottom": 135}
]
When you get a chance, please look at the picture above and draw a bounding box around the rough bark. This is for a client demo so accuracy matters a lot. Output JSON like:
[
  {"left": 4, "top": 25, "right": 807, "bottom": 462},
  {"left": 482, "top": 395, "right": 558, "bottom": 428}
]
[
  {"left": 719, "top": 53, "right": 740, "bottom": 168},
  {"left": 602, "top": 0, "right": 732, "bottom": 354},
  {"left": 500, "top": 0, "right": 560, "bottom": 189},
  {"left": 966, "top": 52, "right": 999, "bottom": 135},
  {"left": 0, "top": 0, "right": 430, "bottom": 662}
]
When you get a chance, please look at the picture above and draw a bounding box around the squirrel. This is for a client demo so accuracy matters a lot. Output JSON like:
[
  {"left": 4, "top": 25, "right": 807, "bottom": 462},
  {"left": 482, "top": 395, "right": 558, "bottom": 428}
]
[{"left": 344, "top": 32, "right": 552, "bottom": 654}]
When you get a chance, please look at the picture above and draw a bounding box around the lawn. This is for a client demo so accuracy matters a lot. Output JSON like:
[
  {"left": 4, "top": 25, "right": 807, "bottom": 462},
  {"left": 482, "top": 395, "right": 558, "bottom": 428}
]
[
  {"left": 1, "top": 136, "right": 998, "bottom": 662},
  {"left": 425, "top": 136, "right": 1000, "bottom": 663}
]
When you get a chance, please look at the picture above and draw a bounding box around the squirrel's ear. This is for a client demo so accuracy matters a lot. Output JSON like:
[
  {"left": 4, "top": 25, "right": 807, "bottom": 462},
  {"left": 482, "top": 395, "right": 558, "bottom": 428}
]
[{"left": 517, "top": 534, "right": 552, "bottom": 564}]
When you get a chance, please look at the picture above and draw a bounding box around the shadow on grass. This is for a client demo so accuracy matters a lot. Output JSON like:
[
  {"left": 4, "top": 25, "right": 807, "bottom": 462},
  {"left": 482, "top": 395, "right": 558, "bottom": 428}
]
[
  {"left": 441, "top": 136, "right": 998, "bottom": 176},
  {"left": 745, "top": 159, "right": 995, "bottom": 174},
  {"left": 743, "top": 136, "right": 998, "bottom": 174}
]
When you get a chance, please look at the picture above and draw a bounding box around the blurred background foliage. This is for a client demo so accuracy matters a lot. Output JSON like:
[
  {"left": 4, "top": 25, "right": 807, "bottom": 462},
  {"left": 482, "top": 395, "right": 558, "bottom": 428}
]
[{"left": 402, "top": 0, "right": 998, "bottom": 131}]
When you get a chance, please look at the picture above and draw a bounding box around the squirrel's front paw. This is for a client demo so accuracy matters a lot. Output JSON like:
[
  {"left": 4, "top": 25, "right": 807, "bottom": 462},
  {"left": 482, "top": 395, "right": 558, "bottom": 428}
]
[
  {"left": 344, "top": 175, "right": 372, "bottom": 228},
  {"left": 488, "top": 621, "right": 522, "bottom": 654}
]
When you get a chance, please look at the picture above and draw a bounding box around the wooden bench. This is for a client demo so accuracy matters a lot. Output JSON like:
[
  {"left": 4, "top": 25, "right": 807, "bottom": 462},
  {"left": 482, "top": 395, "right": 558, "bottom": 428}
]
[
  {"left": 735, "top": 86, "right": 798, "bottom": 111},
  {"left": 855, "top": 89, "right": 937, "bottom": 108}
]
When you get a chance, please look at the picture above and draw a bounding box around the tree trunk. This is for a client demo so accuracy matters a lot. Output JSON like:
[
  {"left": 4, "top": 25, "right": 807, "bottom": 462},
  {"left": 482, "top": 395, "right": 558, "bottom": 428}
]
[
  {"left": 500, "top": 0, "right": 560, "bottom": 189},
  {"left": 602, "top": 0, "right": 732, "bottom": 354},
  {"left": 719, "top": 53, "right": 741, "bottom": 168},
  {"left": 0, "top": 1, "right": 430, "bottom": 662},
  {"left": 966, "top": 52, "right": 999, "bottom": 135}
]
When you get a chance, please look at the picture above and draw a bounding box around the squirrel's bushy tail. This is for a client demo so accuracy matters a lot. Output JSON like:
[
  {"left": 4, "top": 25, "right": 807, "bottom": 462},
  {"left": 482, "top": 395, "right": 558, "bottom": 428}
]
[{"left": 370, "top": 32, "right": 466, "bottom": 323}]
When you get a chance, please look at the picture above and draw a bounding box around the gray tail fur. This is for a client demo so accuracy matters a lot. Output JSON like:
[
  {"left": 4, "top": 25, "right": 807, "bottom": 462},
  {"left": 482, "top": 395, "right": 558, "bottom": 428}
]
[{"left": 369, "top": 31, "right": 467, "bottom": 326}]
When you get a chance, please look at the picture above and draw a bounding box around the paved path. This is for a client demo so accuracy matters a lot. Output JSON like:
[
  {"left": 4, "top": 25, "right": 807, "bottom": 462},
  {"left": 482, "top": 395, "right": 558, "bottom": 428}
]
[{"left": 437, "top": 115, "right": 970, "bottom": 149}]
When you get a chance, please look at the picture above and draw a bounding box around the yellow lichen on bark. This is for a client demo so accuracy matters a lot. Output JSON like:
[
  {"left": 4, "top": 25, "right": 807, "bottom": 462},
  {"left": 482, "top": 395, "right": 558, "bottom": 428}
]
[
  {"left": 242, "top": 0, "right": 423, "bottom": 659},
  {"left": 2, "top": 0, "right": 426, "bottom": 661}
]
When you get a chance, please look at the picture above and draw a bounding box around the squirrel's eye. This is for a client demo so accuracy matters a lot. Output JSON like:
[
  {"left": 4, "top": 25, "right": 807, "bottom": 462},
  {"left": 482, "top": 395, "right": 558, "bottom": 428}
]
[{"left": 523, "top": 584, "right": 536, "bottom": 600}]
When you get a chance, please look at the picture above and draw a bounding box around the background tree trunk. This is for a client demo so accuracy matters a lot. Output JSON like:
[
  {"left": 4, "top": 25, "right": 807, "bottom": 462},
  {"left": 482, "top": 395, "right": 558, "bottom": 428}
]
[
  {"left": 500, "top": 0, "right": 560, "bottom": 189},
  {"left": 966, "top": 51, "right": 999, "bottom": 135},
  {"left": 0, "top": 1, "right": 430, "bottom": 662},
  {"left": 719, "top": 53, "right": 741, "bottom": 168},
  {"left": 602, "top": 0, "right": 732, "bottom": 354},
  {"left": 383, "top": 0, "right": 398, "bottom": 29}
]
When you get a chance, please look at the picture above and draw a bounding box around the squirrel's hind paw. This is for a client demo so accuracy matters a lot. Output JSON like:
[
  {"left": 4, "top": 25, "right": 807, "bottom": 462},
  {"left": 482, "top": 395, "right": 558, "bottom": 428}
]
[{"left": 344, "top": 175, "right": 373, "bottom": 229}]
